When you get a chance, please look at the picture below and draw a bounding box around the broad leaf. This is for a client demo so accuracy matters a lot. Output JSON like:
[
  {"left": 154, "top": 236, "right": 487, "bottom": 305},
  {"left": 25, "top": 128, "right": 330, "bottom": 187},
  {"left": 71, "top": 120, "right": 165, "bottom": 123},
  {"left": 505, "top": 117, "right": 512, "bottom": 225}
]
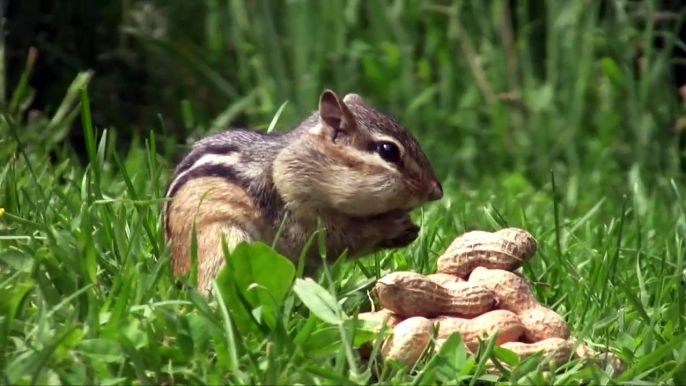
[
  {"left": 292, "top": 277, "right": 346, "bottom": 325},
  {"left": 215, "top": 241, "right": 296, "bottom": 334}
]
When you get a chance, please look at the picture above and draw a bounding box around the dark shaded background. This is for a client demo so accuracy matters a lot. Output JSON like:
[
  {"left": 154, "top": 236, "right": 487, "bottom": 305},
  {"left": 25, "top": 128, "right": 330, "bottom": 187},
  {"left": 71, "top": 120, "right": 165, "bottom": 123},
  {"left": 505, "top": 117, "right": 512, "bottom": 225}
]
[{"left": 4, "top": 0, "right": 686, "bottom": 176}]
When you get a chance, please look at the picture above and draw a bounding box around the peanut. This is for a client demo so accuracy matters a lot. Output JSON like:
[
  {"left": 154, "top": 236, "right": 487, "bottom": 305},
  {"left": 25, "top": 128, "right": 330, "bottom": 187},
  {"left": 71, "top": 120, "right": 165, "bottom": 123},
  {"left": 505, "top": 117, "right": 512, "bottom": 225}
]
[
  {"left": 570, "top": 338, "right": 624, "bottom": 376},
  {"left": 591, "top": 352, "right": 624, "bottom": 376},
  {"left": 361, "top": 227, "right": 610, "bottom": 374},
  {"left": 357, "top": 309, "right": 404, "bottom": 333},
  {"left": 497, "top": 227, "right": 537, "bottom": 255},
  {"left": 432, "top": 309, "right": 524, "bottom": 350},
  {"left": 426, "top": 272, "right": 465, "bottom": 286},
  {"left": 380, "top": 316, "right": 434, "bottom": 368},
  {"left": 500, "top": 338, "right": 573, "bottom": 368},
  {"left": 468, "top": 267, "right": 570, "bottom": 342},
  {"left": 374, "top": 271, "right": 496, "bottom": 318},
  {"left": 437, "top": 228, "right": 537, "bottom": 278},
  {"left": 356, "top": 309, "right": 404, "bottom": 358}
]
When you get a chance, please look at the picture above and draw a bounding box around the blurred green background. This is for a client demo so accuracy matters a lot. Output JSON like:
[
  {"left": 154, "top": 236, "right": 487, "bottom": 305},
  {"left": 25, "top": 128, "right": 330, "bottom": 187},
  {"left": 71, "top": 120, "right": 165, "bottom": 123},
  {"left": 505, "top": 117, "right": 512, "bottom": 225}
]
[{"left": 5, "top": 0, "right": 686, "bottom": 190}]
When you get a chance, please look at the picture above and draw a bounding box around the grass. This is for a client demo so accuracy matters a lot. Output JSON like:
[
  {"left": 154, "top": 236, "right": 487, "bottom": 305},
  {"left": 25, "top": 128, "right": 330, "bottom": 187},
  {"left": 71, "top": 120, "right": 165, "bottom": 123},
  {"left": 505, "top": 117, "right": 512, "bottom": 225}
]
[{"left": 2, "top": 0, "right": 686, "bottom": 384}]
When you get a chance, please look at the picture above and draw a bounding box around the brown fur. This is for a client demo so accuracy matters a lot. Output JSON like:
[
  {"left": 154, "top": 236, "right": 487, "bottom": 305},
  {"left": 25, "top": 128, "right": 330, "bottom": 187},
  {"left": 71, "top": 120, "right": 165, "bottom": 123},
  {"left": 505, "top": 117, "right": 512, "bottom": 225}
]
[
  {"left": 163, "top": 89, "right": 442, "bottom": 295},
  {"left": 167, "top": 177, "right": 267, "bottom": 291}
]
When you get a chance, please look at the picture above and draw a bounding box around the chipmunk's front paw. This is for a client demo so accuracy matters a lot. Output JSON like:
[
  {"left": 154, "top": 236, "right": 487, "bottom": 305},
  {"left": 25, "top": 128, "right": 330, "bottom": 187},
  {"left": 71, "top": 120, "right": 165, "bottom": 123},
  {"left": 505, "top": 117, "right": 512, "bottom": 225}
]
[{"left": 380, "top": 214, "right": 420, "bottom": 248}]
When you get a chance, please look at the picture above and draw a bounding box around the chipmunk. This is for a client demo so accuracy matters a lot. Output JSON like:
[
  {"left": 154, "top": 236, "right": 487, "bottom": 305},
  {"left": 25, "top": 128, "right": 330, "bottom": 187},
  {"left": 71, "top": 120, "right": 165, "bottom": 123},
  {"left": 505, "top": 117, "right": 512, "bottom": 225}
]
[{"left": 162, "top": 89, "right": 443, "bottom": 294}]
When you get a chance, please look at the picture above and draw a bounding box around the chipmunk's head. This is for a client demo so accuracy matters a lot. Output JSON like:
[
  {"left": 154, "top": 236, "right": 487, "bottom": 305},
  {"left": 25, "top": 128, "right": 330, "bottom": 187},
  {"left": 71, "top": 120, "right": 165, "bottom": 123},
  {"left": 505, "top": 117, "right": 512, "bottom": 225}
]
[{"left": 273, "top": 89, "right": 442, "bottom": 217}]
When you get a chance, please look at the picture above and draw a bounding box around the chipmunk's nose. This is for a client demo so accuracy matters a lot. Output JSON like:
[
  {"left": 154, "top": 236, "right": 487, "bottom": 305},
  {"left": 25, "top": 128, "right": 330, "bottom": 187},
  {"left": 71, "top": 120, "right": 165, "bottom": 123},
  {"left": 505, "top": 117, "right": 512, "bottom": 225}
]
[{"left": 428, "top": 180, "right": 443, "bottom": 201}]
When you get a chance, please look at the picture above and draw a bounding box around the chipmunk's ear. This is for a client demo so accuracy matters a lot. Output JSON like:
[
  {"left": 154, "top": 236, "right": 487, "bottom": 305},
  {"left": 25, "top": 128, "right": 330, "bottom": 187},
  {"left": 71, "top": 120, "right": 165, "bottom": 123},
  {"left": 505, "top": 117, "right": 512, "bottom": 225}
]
[
  {"left": 318, "top": 89, "right": 356, "bottom": 140},
  {"left": 343, "top": 93, "right": 366, "bottom": 105}
]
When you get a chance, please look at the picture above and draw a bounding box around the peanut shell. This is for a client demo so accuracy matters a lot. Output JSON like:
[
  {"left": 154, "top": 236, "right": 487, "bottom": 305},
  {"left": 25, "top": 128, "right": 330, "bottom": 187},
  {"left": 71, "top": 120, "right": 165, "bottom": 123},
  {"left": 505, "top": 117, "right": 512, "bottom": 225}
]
[
  {"left": 374, "top": 271, "right": 495, "bottom": 318},
  {"left": 500, "top": 338, "right": 573, "bottom": 368},
  {"left": 468, "top": 267, "right": 570, "bottom": 341},
  {"left": 569, "top": 338, "right": 624, "bottom": 376},
  {"left": 357, "top": 309, "right": 404, "bottom": 333},
  {"left": 426, "top": 272, "right": 465, "bottom": 286},
  {"left": 356, "top": 309, "right": 404, "bottom": 358},
  {"left": 437, "top": 227, "right": 537, "bottom": 278},
  {"left": 380, "top": 316, "right": 434, "bottom": 368},
  {"left": 432, "top": 309, "right": 524, "bottom": 350}
]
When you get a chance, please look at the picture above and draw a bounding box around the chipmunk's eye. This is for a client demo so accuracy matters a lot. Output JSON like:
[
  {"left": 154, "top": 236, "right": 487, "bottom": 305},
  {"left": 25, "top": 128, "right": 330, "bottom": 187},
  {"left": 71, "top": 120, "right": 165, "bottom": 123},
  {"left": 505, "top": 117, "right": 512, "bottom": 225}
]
[{"left": 375, "top": 141, "right": 401, "bottom": 164}]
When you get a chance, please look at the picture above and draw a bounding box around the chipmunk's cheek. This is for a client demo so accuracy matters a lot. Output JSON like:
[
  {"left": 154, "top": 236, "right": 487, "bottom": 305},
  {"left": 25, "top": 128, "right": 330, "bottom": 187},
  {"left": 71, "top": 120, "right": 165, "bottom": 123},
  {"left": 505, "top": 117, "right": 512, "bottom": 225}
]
[
  {"left": 403, "top": 197, "right": 422, "bottom": 211},
  {"left": 400, "top": 179, "right": 429, "bottom": 208}
]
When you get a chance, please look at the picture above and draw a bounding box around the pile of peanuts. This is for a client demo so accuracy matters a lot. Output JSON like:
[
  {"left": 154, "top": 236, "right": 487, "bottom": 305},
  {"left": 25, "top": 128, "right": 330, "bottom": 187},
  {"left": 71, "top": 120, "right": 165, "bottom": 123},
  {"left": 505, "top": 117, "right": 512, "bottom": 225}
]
[{"left": 358, "top": 227, "right": 623, "bottom": 376}]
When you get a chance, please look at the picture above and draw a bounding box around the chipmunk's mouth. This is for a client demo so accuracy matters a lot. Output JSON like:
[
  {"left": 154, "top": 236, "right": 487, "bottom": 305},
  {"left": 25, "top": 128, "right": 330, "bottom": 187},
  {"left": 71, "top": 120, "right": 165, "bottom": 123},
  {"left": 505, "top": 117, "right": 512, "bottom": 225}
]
[{"left": 354, "top": 209, "right": 409, "bottom": 222}]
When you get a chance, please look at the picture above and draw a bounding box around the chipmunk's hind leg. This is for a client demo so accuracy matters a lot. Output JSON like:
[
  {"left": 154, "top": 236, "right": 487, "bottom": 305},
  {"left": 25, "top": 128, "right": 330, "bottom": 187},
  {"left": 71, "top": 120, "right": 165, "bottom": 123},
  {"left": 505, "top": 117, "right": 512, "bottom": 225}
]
[{"left": 196, "top": 222, "right": 254, "bottom": 294}]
